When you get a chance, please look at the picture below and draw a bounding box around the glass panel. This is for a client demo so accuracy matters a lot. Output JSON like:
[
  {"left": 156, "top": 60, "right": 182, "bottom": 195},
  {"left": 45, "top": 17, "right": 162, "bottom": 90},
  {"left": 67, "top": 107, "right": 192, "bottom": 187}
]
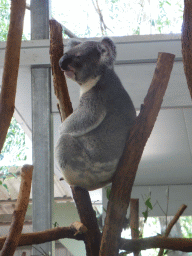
[
  {"left": 51, "top": 0, "right": 184, "bottom": 38},
  {"left": 0, "top": 0, "right": 31, "bottom": 41}
]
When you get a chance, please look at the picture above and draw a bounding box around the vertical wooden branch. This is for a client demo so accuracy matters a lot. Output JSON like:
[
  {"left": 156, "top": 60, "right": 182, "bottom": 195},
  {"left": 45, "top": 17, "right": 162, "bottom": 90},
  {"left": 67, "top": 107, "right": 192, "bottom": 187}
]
[
  {"left": 49, "top": 19, "right": 73, "bottom": 121},
  {"left": 1, "top": 165, "right": 33, "bottom": 256},
  {"left": 99, "top": 52, "right": 175, "bottom": 256},
  {"left": 0, "top": 0, "right": 26, "bottom": 152},
  {"left": 182, "top": 0, "right": 192, "bottom": 99},
  {"left": 72, "top": 187, "right": 101, "bottom": 256},
  {"left": 130, "top": 199, "right": 139, "bottom": 256},
  {"left": 49, "top": 19, "right": 101, "bottom": 256}
]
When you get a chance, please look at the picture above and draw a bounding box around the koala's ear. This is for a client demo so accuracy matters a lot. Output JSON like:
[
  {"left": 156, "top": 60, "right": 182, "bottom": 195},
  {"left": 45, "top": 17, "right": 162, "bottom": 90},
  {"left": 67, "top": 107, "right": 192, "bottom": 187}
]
[
  {"left": 101, "top": 37, "right": 116, "bottom": 60},
  {"left": 65, "top": 39, "right": 82, "bottom": 51}
]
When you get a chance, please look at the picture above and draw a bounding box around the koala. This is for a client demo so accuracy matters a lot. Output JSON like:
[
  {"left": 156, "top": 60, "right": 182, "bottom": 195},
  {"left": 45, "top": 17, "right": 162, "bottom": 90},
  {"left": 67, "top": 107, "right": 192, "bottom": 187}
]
[{"left": 55, "top": 37, "right": 136, "bottom": 191}]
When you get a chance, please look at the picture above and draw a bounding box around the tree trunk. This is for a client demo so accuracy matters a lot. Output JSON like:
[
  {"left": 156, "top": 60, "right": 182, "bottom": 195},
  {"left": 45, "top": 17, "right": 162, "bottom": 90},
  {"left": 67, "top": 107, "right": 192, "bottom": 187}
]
[{"left": 181, "top": 0, "right": 192, "bottom": 99}]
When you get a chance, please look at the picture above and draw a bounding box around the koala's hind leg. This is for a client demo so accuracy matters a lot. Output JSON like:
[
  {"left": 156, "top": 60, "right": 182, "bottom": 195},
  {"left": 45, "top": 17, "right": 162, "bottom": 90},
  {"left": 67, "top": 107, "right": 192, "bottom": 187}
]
[{"left": 55, "top": 134, "right": 93, "bottom": 186}]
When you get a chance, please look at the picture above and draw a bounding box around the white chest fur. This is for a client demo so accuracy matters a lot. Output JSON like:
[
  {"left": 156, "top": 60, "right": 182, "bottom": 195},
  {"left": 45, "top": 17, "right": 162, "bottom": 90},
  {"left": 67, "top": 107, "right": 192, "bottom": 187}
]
[{"left": 80, "top": 76, "right": 101, "bottom": 98}]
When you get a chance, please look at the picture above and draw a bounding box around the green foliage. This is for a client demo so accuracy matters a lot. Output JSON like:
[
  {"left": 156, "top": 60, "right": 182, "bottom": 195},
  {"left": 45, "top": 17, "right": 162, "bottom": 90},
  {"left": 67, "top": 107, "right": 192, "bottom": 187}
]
[
  {"left": 0, "top": 117, "right": 27, "bottom": 190},
  {"left": 53, "top": 221, "right": 59, "bottom": 228},
  {"left": 142, "top": 196, "right": 153, "bottom": 223},
  {"left": 1, "top": 117, "right": 27, "bottom": 163},
  {"left": 0, "top": 0, "right": 10, "bottom": 41},
  {"left": 105, "top": 187, "right": 111, "bottom": 200},
  {"left": 156, "top": 0, "right": 171, "bottom": 33},
  {"left": 180, "top": 216, "right": 192, "bottom": 238},
  {"left": 0, "top": 0, "right": 29, "bottom": 41},
  {"left": 163, "top": 249, "right": 169, "bottom": 255}
]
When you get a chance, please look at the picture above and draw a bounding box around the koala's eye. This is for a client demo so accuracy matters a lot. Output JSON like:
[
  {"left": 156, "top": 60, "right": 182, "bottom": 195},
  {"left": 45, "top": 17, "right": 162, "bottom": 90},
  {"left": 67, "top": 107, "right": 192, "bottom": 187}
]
[
  {"left": 101, "top": 47, "right": 106, "bottom": 53},
  {"left": 73, "top": 56, "right": 82, "bottom": 68},
  {"left": 98, "top": 45, "right": 106, "bottom": 54}
]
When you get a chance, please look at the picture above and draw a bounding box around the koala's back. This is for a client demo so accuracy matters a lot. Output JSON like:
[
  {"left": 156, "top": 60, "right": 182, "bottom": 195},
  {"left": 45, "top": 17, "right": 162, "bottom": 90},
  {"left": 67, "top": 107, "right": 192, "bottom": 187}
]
[{"left": 77, "top": 68, "right": 136, "bottom": 163}]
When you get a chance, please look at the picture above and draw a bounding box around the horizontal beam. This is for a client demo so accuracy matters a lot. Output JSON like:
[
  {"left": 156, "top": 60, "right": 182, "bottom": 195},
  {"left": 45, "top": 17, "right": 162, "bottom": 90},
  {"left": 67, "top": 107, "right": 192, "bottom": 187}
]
[{"left": 0, "top": 34, "right": 182, "bottom": 67}]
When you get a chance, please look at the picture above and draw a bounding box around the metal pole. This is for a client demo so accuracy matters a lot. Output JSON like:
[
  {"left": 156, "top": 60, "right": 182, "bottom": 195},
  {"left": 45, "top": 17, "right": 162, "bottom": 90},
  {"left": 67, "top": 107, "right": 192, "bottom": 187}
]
[{"left": 31, "top": 1, "right": 53, "bottom": 255}]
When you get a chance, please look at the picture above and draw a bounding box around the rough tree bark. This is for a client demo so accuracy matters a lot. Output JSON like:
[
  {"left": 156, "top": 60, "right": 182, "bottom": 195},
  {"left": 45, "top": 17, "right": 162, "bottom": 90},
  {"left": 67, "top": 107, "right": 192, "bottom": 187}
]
[
  {"left": 49, "top": 19, "right": 73, "bottom": 121},
  {"left": 99, "top": 52, "right": 175, "bottom": 256},
  {"left": 182, "top": 0, "right": 192, "bottom": 99},
  {"left": 0, "top": 0, "right": 26, "bottom": 152},
  {"left": 1, "top": 165, "right": 33, "bottom": 256},
  {"left": 49, "top": 19, "right": 101, "bottom": 256}
]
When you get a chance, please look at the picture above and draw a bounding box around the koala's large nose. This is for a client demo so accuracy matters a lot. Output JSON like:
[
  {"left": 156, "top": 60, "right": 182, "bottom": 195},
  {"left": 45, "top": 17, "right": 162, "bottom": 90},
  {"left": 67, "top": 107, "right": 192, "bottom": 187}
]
[{"left": 59, "top": 54, "right": 72, "bottom": 71}]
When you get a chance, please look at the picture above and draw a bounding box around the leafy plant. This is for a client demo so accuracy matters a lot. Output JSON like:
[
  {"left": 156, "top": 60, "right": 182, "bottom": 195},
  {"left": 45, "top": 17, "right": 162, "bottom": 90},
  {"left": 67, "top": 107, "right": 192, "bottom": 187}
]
[
  {"left": 0, "top": 117, "right": 28, "bottom": 191},
  {"left": 0, "top": 0, "right": 10, "bottom": 41},
  {"left": 142, "top": 195, "right": 153, "bottom": 223},
  {"left": 0, "top": 0, "right": 28, "bottom": 41}
]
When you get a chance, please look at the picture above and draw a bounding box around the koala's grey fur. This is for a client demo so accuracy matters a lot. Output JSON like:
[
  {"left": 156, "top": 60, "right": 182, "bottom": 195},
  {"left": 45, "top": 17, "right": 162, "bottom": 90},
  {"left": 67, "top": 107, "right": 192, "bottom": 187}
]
[{"left": 55, "top": 37, "right": 136, "bottom": 191}]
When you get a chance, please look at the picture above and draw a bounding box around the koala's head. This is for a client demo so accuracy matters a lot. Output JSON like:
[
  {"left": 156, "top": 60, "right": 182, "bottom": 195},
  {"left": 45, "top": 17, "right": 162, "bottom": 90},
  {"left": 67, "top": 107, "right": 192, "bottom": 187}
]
[{"left": 59, "top": 37, "right": 116, "bottom": 84}]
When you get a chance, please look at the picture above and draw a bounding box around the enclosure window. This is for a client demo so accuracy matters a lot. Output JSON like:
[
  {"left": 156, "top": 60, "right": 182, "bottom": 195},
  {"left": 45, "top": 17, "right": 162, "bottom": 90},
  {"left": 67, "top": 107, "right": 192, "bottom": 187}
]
[
  {"left": 121, "top": 216, "right": 192, "bottom": 256},
  {"left": 0, "top": 117, "right": 32, "bottom": 183},
  {"left": 0, "top": 0, "right": 31, "bottom": 41},
  {"left": 51, "top": 0, "right": 184, "bottom": 38}
]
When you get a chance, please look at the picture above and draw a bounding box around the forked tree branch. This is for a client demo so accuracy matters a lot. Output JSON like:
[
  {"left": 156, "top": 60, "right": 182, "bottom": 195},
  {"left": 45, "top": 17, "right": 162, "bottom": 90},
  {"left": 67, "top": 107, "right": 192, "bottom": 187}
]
[
  {"left": 100, "top": 52, "right": 175, "bottom": 256},
  {"left": 0, "top": 0, "right": 26, "bottom": 152}
]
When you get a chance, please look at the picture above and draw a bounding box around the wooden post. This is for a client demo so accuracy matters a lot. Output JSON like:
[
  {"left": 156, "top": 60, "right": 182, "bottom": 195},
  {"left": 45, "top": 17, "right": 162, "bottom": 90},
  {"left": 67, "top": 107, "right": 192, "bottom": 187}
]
[{"left": 130, "top": 199, "right": 139, "bottom": 256}]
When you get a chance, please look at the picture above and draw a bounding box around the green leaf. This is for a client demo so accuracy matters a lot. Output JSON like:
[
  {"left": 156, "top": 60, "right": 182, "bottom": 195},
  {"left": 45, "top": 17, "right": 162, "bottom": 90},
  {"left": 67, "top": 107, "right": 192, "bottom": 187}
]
[
  {"left": 142, "top": 210, "right": 148, "bottom": 222},
  {"left": 9, "top": 172, "right": 17, "bottom": 178},
  {"left": 106, "top": 187, "right": 111, "bottom": 200},
  {"left": 145, "top": 198, "right": 153, "bottom": 210},
  {"left": 2, "top": 183, "right": 9, "bottom": 192},
  {"left": 164, "top": 249, "right": 169, "bottom": 255}
]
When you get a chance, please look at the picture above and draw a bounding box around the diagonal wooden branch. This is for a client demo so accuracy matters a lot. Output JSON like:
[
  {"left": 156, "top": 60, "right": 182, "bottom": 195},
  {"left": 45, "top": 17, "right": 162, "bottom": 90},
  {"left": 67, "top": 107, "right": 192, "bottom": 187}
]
[
  {"left": 158, "top": 204, "right": 187, "bottom": 256},
  {"left": 1, "top": 165, "right": 33, "bottom": 256},
  {"left": 0, "top": 0, "right": 26, "bottom": 152},
  {"left": 100, "top": 52, "right": 175, "bottom": 256},
  {"left": 49, "top": 19, "right": 101, "bottom": 256},
  {"left": 182, "top": 0, "right": 192, "bottom": 99}
]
